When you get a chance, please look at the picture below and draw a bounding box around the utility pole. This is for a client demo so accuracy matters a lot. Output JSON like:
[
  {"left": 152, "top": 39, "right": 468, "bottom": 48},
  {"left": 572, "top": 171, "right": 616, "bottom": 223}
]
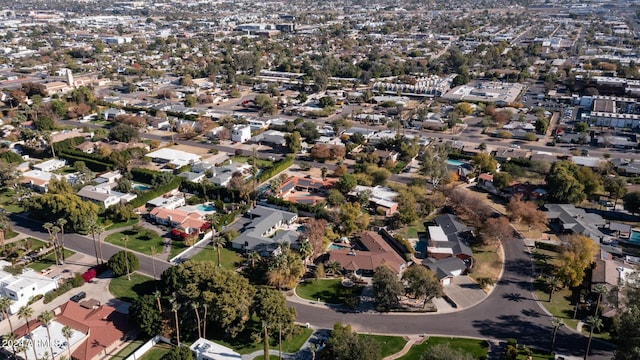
[{"left": 123, "top": 236, "right": 130, "bottom": 281}]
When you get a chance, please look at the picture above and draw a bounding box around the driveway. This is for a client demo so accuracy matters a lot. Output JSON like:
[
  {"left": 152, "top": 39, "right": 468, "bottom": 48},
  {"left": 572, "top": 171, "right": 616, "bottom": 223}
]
[{"left": 443, "top": 276, "right": 487, "bottom": 309}]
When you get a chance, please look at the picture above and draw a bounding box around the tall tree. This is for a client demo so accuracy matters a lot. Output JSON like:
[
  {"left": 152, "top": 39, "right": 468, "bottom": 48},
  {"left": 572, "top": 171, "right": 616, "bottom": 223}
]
[
  {"left": 62, "top": 325, "right": 73, "bottom": 360},
  {"left": 402, "top": 265, "right": 443, "bottom": 308},
  {"left": 584, "top": 316, "right": 603, "bottom": 360},
  {"left": 613, "top": 305, "right": 640, "bottom": 360},
  {"left": 481, "top": 216, "right": 514, "bottom": 249},
  {"left": 623, "top": 192, "right": 640, "bottom": 215},
  {"left": 593, "top": 284, "right": 609, "bottom": 316},
  {"left": 0, "top": 297, "right": 14, "bottom": 333},
  {"left": 88, "top": 220, "right": 104, "bottom": 265},
  {"left": 604, "top": 176, "right": 627, "bottom": 207},
  {"left": 419, "top": 145, "right": 449, "bottom": 188},
  {"left": 212, "top": 236, "right": 227, "bottom": 267},
  {"left": 373, "top": 265, "right": 403, "bottom": 311},
  {"left": 171, "top": 299, "right": 181, "bottom": 346},
  {"left": 320, "top": 323, "right": 381, "bottom": 360},
  {"left": 556, "top": 235, "right": 599, "bottom": 288},
  {"left": 56, "top": 218, "right": 68, "bottom": 263},
  {"left": 38, "top": 310, "right": 56, "bottom": 360},
  {"left": 17, "top": 305, "right": 37, "bottom": 360},
  {"left": 550, "top": 317, "right": 564, "bottom": 354},
  {"left": 546, "top": 161, "right": 587, "bottom": 204},
  {"left": 267, "top": 244, "right": 305, "bottom": 290}
]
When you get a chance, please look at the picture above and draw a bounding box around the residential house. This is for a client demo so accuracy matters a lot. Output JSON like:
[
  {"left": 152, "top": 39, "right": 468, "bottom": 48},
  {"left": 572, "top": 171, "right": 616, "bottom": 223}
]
[
  {"left": 94, "top": 171, "right": 122, "bottom": 185},
  {"left": 477, "top": 173, "right": 498, "bottom": 194},
  {"left": 328, "top": 231, "right": 408, "bottom": 276},
  {"left": 102, "top": 108, "right": 126, "bottom": 120},
  {"left": 611, "top": 158, "right": 640, "bottom": 176},
  {"left": 544, "top": 203, "right": 608, "bottom": 243},
  {"left": 33, "top": 159, "right": 66, "bottom": 172},
  {"left": 372, "top": 150, "right": 399, "bottom": 165},
  {"left": 419, "top": 214, "right": 473, "bottom": 261},
  {"left": 231, "top": 125, "right": 251, "bottom": 143},
  {"left": 20, "top": 169, "right": 61, "bottom": 192},
  {"left": 252, "top": 130, "right": 286, "bottom": 146},
  {"left": 147, "top": 193, "right": 186, "bottom": 210},
  {"left": 277, "top": 176, "right": 335, "bottom": 205},
  {"left": 149, "top": 207, "right": 208, "bottom": 234},
  {"left": 146, "top": 148, "right": 201, "bottom": 167},
  {"left": 422, "top": 257, "right": 468, "bottom": 286},
  {"left": 348, "top": 185, "right": 399, "bottom": 216},
  {"left": 191, "top": 338, "right": 242, "bottom": 360},
  {"left": 76, "top": 183, "right": 136, "bottom": 208},
  {"left": 231, "top": 206, "right": 299, "bottom": 256},
  {"left": 0, "top": 264, "right": 58, "bottom": 314},
  {"left": 247, "top": 118, "right": 271, "bottom": 130}
]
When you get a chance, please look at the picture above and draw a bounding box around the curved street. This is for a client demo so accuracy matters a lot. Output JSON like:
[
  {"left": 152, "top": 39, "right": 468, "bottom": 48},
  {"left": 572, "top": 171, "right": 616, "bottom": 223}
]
[
  {"left": 288, "top": 236, "right": 616, "bottom": 359},
  {"left": 10, "top": 214, "right": 615, "bottom": 359}
]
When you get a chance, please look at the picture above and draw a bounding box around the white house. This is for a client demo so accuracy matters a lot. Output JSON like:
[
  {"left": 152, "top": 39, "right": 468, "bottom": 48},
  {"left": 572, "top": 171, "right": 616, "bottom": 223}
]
[
  {"left": 33, "top": 159, "right": 66, "bottom": 172},
  {"left": 247, "top": 118, "right": 271, "bottom": 130},
  {"left": 231, "top": 125, "right": 251, "bottom": 143},
  {"left": 146, "top": 148, "right": 201, "bottom": 167},
  {"left": 191, "top": 338, "right": 242, "bottom": 360},
  {"left": 0, "top": 264, "right": 58, "bottom": 314},
  {"left": 76, "top": 183, "right": 136, "bottom": 208},
  {"left": 20, "top": 170, "right": 61, "bottom": 193}
]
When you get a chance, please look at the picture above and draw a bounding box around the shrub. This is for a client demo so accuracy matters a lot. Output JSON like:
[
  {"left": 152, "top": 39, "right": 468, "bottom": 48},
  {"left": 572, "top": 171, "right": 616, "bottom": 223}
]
[
  {"left": 27, "top": 294, "right": 43, "bottom": 305},
  {"left": 43, "top": 281, "right": 74, "bottom": 304},
  {"left": 71, "top": 273, "right": 86, "bottom": 287},
  {"left": 107, "top": 251, "right": 140, "bottom": 277}
]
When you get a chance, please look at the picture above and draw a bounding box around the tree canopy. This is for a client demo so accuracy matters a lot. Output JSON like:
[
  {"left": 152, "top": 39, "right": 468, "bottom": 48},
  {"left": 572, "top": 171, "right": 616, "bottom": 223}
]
[
  {"left": 107, "top": 251, "right": 139, "bottom": 277},
  {"left": 556, "top": 235, "right": 599, "bottom": 287},
  {"left": 320, "top": 323, "right": 382, "bottom": 360},
  {"left": 373, "top": 264, "right": 403, "bottom": 311}
]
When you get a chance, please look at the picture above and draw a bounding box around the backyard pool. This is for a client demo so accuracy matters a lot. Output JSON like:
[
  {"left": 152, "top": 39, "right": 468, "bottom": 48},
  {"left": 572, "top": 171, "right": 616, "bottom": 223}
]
[
  {"left": 629, "top": 230, "right": 640, "bottom": 244},
  {"left": 414, "top": 241, "right": 426, "bottom": 254},
  {"left": 132, "top": 183, "right": 151, "bottom": 191},
  {"left": 328, "top": 243, "right": 351, "bottom": 251},
  {"left": 194, "top": 203, "right": 216, "bottom": 213},
  {"left": 447, "top": 159, "right": 465, "bottom": 167}
]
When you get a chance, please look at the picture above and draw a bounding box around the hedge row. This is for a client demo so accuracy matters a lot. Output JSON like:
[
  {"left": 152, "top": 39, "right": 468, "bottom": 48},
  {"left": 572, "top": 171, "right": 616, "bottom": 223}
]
[
  {"left": 57, "top": 153, "right": 111, "bottom": 172},
  {"left": 257, "top": 156, "right": 294, "bottom": 183},
  {"left": 130, "top": 167, "right": 161, "bottom": 184},
  {"left": 180, "top": 181, "right": 241, "bottom": 203},
  {"left": 129, "top": 177, "right": 183, "bottom": 208}
]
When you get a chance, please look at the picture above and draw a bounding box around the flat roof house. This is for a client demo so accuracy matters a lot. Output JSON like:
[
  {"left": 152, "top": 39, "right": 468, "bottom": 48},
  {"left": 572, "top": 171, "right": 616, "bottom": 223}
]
[
  {"left": 0, "top": 264, "right": 58, "bottom": 314},
  {"left": 190, "top": 338, "right": 242, "bottom": 360},
  {"left": 33, "top": 159, "right": 66, "bottom": 172},
  {"left": 231, "top": 206, "right": 299, "bottom": 256},
  {"left": 76, "top": 183, "right": 137, "bottom": 208},
  {"left": 146, "top": 148, "right": 201, "bottom": 167}
]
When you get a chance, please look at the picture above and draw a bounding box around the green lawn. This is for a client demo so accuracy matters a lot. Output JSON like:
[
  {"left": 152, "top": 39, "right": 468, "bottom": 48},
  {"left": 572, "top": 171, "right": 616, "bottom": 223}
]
[
  {"left": 469, "top": 244, "right": 502, "bottom": 284},
  {"left": 169, "top": 239, "right": 190, "bottom": 260},
  {"left": 139, "top": 343, "right": 173, "bottom": 360},
  {"left": 0, "top": 188, "right": 24, "bottom": 213},
  {"left": 397, "top": 337, "right": 489, "bottom": 360},
  {"left": 109, "top": 273, "right": 158, "bottom": 303},
  {"left": 215, "top": 326, "right": 312, "bottom": 355},
  {"left": 359, "top": 334, "right": 407, "bottom": 358},
  {"left": 516, "top": 347, "right": 554, "bottom": 360},
  {"left": 254, "top": 356, "right": 280, "bottom": 360},
  {"left": 295, "top": 279, "right": 364, "bottom": 304},
  {"left": 28, "top": 249, "right": 76, "bottom": 272},
  {"left": 397, "top": 221, "right": 426, "bottom": 239},
  {"left": 110, "top": 338, "right": 147, "bottom": 360},
  {"left": 105, "top": 229, "right": 164, "bottom": 256},
  {"left": 188, "top": 244, "right": 243, "bottom": 269},
  {"left": 106, "top": 218, "right": 140, "bottom": 230},
  {"left": 232, "top": 155, "right": 272, "bottom": 168}
]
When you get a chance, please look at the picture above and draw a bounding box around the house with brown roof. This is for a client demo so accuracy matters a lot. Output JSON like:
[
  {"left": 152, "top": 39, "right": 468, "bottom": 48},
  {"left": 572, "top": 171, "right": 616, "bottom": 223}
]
[
  {"left": 149, "top": 207, "right": 208, "bottom": 234},
  {"left": 328, "top": 231, "right": 408, "bottom": 276},
  {"left": 277, "top": 176, "right": 336, "bottom": 205},
  {"left": 9, "top": 301, "right": 132, "bottom": 360}
]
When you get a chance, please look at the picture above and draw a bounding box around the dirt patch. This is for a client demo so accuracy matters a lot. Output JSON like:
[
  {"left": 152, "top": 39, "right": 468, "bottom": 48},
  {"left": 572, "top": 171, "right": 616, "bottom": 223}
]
[{"left": 168, "top": 144, "right": 212, "bottom": 155}]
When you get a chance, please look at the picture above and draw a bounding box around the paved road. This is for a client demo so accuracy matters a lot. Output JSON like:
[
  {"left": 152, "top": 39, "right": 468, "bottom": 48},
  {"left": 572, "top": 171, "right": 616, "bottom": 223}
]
[
  {"left": 287, "top": 236, "right": 615, "bottom": 359},
  {"left": 9, "top": 214, "right": 172, "bottom": 278}
]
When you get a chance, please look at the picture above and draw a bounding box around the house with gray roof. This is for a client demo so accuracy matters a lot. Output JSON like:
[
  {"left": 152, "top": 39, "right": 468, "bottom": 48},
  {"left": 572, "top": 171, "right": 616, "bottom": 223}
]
[
  {"left": 423, "top": 257, "right": 467, "bottom": 286},
  {"left": 419, "top": 213, "right": 473, "bottom": 261},
  {"left": 544, "top": 204, "right": 608, "bottom": 243},
  {"left": 231, "top": 205, "right": 299, "bottom": 256}
]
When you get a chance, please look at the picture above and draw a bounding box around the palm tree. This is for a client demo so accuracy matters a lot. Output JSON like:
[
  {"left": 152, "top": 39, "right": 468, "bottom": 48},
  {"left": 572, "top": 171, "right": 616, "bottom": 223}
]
[
  {"left": 43, "top": 222, "right": 61, "bottom": 269},
  {"left": 38, "top": 310, "right": 56, "bottom": 360},
  {"left": 4, "top": 332, "right": 18, "bottom": 359},
  {"left": 202, "top": 303, "right": 208, "bottom": 338},
  {"left": 192, "top": 301, "right": 202, "bottom": 338},
  {"left": 154, "top": 290, "right": 163, "bottom": 312},
  {"left": 247, "top": 251, "right": 261, "bottom": 269},
  {"left": 299, "top": 240, "right": 312, "bottom": 266},
  {"left": 262, "top": 321, "right": 270, "bottom": 360},
  {"left": 56, "top": 218, "right": 68, "bottom": 263},
  {"left": 212, "top": 236, "right": 227, "bottom": 267},
  {"left": 550, "top": 317, "right": 564, "bottom": 353},
  {"left": 88, "top": 220, "right": 104, "bottom": 265},
  {"left": 171, "top": 300, "right": 181, "bottom": 346},
  {"left": 584, "top": 316, "right": 603, "bottom": 360},
  {"left": 325, "top": 260, "right": 343, "bottom": 277},
  {"left": 0, "top": 297, "right": 14, "bottom": 333},
  {"left": 17, "top": 305, "right": 37, "bottom": 360},
  {"left": 122, "top": 235, "right": 131, "bottom": 280},
  {"left": 320, "top": 166, "right": 328, "bottom": 180},
  {"left": 592, "top": 284, "right": 609, "bottom": 316},
  {"left": 546, "top": 276, "right": 563, "bottom": 302},
  {"left": 309, "top": 343, "right": 318, "bottom": 360},
  {"left": 62, "top": 325, "right": 73, "bottom": 360},
  {"left": 16, "top": 341, "right": 28, "bottom": 360}
]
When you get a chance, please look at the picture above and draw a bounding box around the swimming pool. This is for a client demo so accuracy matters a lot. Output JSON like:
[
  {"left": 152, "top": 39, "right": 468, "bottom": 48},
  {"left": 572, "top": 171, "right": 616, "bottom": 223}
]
[
  {"left": 132, "top": 183, "right": 151, "bottom": 191},
  {"left": 414, "top": 241, "right": 426, "bottom": 253},
  {"left": 195, "top": 204, "right": 216, "bottom": 212},
  {"left": 328, "top": 243, "right": 351, "bottom": 251},
  {"left": 629, "top": 230, "right": 640, "bottom": 244},
  {"left": 447, "top": 159, "right": 465, "bottom": 167}
]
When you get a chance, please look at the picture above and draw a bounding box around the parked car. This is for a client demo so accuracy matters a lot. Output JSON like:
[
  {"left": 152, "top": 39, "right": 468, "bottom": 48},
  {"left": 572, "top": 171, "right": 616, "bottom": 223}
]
[{"left": 70, "top": 292, "right": 86, "bottom": 302}]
